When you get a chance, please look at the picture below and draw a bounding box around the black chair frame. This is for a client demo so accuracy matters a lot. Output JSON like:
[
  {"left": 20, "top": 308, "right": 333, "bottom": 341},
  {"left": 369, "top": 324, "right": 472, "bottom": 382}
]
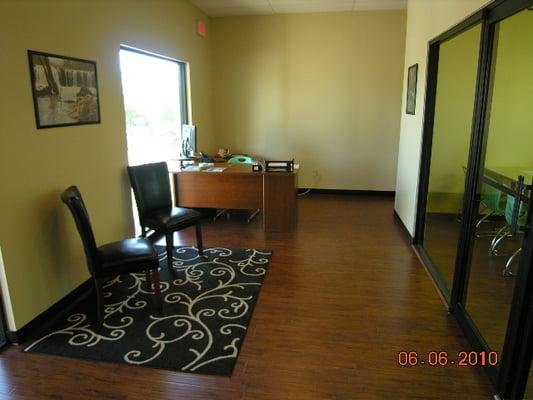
[
  {"left": 61, "top": 186, "right": 162, "bottom": 324},
  {"left": 127, "top": 162, "right": 204, "bottom": 268}
]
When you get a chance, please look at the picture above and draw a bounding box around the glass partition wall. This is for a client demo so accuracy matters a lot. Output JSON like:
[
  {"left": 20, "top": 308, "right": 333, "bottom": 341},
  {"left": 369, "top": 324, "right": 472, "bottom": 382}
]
[
  {"left": 420, "top": 24, "right": 482, "bottom": 299},
  {"left": 465, "top": 7, "right": 533, "bottom": 360},
  {"left": 415, "top": 2, "right": 533, "bottom": 399}
]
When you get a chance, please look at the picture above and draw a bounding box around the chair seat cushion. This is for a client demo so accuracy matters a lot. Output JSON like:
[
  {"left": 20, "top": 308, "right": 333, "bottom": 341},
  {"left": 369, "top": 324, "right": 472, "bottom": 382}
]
[
  {"left": 144, "top": 207, "right": 202, "bottom": 232},
  {"left": 97, "top": 238, "right": 158, "bottom": 276}
]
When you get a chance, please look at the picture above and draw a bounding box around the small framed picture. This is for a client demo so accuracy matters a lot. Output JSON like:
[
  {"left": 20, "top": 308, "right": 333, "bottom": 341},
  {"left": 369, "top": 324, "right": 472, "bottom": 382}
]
[
  {"left": 28, "top": 50, "right": 101, "bottom": 129},
  {"left": 406, "top": 63, "right": 418, "bottom": 115}
]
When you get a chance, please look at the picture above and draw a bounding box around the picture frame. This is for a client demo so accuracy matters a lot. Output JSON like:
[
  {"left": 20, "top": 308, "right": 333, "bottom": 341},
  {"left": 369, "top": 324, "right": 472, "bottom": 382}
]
[
  {"left": 28, "top": 50, "right": 101, "bottom": 129},
  {"left": 406, "top": 63, "right": 418, "bottom": 115}
]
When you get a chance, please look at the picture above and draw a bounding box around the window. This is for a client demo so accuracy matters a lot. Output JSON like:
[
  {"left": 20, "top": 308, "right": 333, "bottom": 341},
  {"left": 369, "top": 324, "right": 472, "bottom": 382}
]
[{"left": 119, "top": 46, "right": 188, "bottom": 166}]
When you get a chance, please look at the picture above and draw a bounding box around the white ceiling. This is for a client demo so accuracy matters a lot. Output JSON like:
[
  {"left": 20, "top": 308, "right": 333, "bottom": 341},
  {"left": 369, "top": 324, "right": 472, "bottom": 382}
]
[{"left": 188, "top": 0, "right": 407, "bottom": 17}]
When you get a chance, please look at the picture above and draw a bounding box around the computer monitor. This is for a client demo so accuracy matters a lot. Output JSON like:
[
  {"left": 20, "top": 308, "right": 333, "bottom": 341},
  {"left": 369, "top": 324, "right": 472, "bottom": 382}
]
[{"left": 181, "top": 124, "right": 196, "bottom": 157}]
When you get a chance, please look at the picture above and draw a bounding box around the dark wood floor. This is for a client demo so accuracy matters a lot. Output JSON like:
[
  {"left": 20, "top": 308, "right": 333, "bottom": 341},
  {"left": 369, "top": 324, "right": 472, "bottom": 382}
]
[{"left": 0, "top": 195, "right": 495, "bottom": 399}]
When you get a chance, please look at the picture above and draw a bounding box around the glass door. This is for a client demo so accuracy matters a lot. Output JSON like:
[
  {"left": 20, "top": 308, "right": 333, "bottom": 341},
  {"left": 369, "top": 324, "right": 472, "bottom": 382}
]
[
  {"left": 417, "top": 24, "right": 482, "bottom": 300},
  {"left": 462, "top": 4, "right": 532, "bottom": 353},
  {"left": 415, "top": 2, "right": 533, "bottom": 398},
  {"left": 452, "top": 6, "right": 533, "bottom": 398}
]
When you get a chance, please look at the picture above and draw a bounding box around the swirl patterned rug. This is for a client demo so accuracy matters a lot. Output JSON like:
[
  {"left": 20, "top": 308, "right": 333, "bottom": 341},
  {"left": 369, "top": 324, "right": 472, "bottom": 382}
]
[{"left": 24, "top": 245, "right": 272, "bottom": 375}]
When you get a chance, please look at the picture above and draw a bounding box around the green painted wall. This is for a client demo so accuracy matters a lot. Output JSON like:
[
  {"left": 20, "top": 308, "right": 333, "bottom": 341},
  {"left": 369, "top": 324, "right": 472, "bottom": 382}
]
[
  {"left": 426, "top": 9, "right": 533, "bottom": 214},
  {"left": 0, "top": 0, "right": 213, "bottom": 329},
  {"left": 485, "top": 10, "right": 533, "bottom": 168}
]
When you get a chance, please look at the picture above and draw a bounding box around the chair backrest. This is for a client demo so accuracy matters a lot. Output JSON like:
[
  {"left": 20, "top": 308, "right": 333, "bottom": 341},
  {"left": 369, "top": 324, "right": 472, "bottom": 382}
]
[
  {"left": 228, "top": 155, "right": 253, "bottom": 164},
  {"left": 504, "top": 194, "right": 527, "bottom": 234},
  {"left": 127, "top": 162, "right": 172, "bottom": 220},
  {"left": 61, "top": 186, "right": 99, "bottom": 276},
  {"left": 481, "top": 184, "right": 505, "bottom": 213}
]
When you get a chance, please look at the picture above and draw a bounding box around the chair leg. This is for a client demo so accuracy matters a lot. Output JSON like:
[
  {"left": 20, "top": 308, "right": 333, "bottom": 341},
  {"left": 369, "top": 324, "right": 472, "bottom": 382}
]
[
  {"left": 144, "top": 270, "right": 152, "bottom": 291},
  {"left": 166, "top": 232, "right": 174, "bottom": 268},
  {"left": 475, "top": 210, "right": 494, "bottom": 228},
  {"left": 213, "top": 208, "right": 229, "bottom": 222},
  {"left": 247, "top": 209, "right": 260, "bottom": 223},
  {"left": 503, "top": 248, "right": 521, "bottom": 277},
  {"left": 94, "top": 278, "right": 104, "bottom": 325},
  {"left": 489, "top": 226, "right": 510, "bottom": 255},
  {"left": 475, "top": 210, "right": 494, "bottom": 231},
  {"left": 196, "top": 223, "right": 204, "bottom": 256},
  {"left": 151, "top": 268, "right": 163, "bottom": 310}
]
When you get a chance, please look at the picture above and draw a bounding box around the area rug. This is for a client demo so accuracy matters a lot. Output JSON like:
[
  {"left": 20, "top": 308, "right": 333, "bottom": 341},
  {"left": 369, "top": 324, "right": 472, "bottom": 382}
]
[{"left": 24, "top": 245, "right": 272, "bottom": 375}]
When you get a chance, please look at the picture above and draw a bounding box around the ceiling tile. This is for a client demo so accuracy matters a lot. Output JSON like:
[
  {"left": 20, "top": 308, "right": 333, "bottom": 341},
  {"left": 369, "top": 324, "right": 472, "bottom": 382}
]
[
  {"left": 189, "top": 0, "right": 273, "bottom": 16},
  {"left": 269, "top": 0, "right": 354, "bottom": 14},
  {"left": 353, "top": 0, "right": 407, "bottom": 11},
  {"left": 188, "top": 0, "right": 407, "bottom": 17},
  {"left": 191, "top": 0, "right": 268, "bottom": 6},
  {"left": 205, "top": 5, "right": 273, "bottom": 17}
]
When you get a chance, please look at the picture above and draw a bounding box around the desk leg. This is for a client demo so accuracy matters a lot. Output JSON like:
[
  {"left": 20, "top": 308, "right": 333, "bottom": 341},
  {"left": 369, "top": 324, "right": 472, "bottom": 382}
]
[
  {"left": 263, "top": 174, "right": 297, "bottom": 232},
  {"left": 172, "top": 173, "right": 179, "bottom": 206}
]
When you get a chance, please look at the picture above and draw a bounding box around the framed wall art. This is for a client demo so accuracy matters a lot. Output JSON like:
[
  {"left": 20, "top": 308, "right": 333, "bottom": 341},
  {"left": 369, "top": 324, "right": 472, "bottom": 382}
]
[
  {"left": 406, "top": 63, "right": 418, "bottom": 115},
  {"left": 28, "top": 50, "right": 101, "bottom": 129}
]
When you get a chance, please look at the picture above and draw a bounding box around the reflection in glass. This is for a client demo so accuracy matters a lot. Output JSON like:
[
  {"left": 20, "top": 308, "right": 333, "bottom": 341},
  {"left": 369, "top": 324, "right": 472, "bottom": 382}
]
[
  {"left": 465, "top": 9, "right": 533, "bottom": 355},
  {"left": 423, "top": 24, "right": 481, "bottom": 294}
]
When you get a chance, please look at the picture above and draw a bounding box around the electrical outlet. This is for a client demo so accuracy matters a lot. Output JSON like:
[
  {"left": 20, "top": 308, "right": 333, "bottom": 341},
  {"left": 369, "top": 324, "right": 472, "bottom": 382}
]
[{"left": 312, "top": 169, "right": 321, "bottom": 185}]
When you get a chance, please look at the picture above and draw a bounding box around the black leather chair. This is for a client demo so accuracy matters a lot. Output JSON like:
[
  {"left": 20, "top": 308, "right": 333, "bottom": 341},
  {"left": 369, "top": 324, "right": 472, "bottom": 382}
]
[
  {"left": 61, "top": 186, "right": 162, "bottom": 324},
  {"left": 127, "top": 162, "right": 204, "bottom": 268}
]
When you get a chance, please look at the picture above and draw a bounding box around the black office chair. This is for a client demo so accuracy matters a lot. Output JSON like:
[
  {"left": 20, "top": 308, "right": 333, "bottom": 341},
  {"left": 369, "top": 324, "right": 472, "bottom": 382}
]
[
  {"left": 127, "top": 162, "right": 204, "bottom": 268},
  {"left": 61, "top": 186, "right": 162, "bottom": 324}
]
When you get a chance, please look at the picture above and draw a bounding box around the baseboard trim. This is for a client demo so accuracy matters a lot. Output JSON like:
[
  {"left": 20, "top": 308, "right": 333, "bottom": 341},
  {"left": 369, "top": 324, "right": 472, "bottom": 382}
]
[
  {"left": 412, "top": 244, "right": 450, "bottom": 309},
  {"left": 301, "top": 189, "right": 395, "bottom": 196},
  {"left": 6, "top": 278, "right": 93, "bottom": 345},
  {"left": 393, "top": 210, "right": 413, "bottom": 244}
]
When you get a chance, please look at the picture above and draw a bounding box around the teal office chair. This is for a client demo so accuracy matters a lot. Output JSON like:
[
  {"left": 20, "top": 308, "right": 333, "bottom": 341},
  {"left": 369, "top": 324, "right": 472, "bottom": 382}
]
[
  {"left": 488, "top": 174, "right": 528, "bottom": 256},
  {"left": 459, "top": 168, "right": 505, "bottom": 232},
  {"left": 499, "top": 194, "right": 528, "bottom": 276},
  {"left": 476, "top": 184, "right": 509, "bottom": 253},
  {"left": 478, "top": 184, "right": 506, "bottom": 228},
  {"left": 214, "top": 155, "right": 260, "bottom": 223}
]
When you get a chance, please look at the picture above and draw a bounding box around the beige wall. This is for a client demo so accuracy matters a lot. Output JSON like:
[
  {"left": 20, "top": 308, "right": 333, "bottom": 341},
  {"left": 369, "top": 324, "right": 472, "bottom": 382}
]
[
  {"left": 0, "top": 0, "right": 213, "bottom": 329},
  {"left": 393, "top": 0, "right": 491, "bottom": 233},
  {"left": 211, "top": 11, "right": 406, "bottom": 190}
]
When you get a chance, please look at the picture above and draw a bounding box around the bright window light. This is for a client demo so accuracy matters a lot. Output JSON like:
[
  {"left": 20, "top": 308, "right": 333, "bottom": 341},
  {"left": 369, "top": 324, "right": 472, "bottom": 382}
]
[{"left": 119, "top": 48, "right": 184, "bottom": 166}]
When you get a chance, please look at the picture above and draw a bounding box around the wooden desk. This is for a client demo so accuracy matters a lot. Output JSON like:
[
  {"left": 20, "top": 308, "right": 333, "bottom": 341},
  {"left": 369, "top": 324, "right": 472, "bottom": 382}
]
[{"left": 171, "top": 163, "right": 297, "bottom": 232}]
